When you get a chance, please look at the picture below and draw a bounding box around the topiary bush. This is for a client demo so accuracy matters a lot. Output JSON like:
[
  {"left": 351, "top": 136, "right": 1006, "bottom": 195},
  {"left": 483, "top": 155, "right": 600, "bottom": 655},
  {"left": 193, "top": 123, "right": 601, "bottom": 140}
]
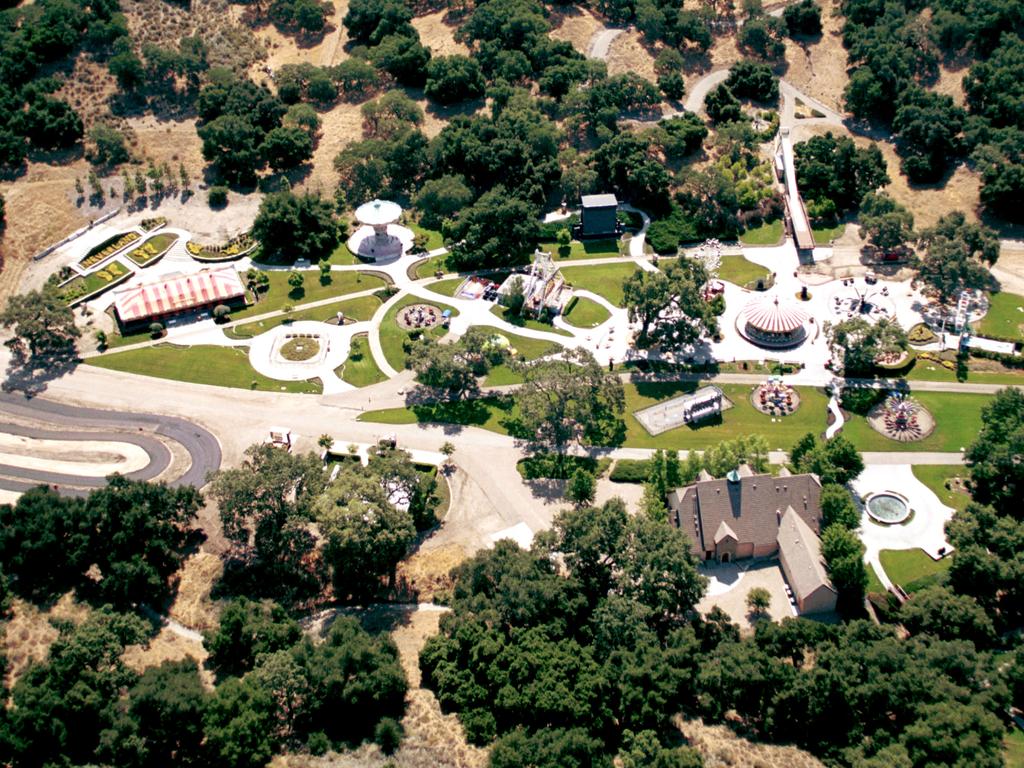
[
  {"left": 609, "top": 458, "right": 652, "bottom": 483},
  {"left": 208, "top": 185, "right": 228, "bottom": 207}
]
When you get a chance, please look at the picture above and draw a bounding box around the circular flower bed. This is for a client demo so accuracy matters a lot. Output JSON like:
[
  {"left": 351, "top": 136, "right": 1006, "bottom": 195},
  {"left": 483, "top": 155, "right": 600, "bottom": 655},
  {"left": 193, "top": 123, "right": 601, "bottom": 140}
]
[{"left": 279, "top": 337, "right": 320, "bottom": 361}]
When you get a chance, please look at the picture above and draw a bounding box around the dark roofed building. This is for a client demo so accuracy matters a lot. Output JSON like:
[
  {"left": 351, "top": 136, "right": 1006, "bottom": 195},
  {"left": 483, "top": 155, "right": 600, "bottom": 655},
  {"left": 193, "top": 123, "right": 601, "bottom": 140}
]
[
  {"left": 580, "top": 193, "right": 619, "bottom": 237},
  {"left": 667, "top": 467, "right": 822, "bottom": 563}
]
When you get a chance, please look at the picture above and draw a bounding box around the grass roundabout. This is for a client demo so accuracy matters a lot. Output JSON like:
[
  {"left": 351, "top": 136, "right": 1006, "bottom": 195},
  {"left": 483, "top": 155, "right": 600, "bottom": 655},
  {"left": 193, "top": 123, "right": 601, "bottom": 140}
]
[{"left": 279, "top": 336, "right": 320, "bottom": 361}]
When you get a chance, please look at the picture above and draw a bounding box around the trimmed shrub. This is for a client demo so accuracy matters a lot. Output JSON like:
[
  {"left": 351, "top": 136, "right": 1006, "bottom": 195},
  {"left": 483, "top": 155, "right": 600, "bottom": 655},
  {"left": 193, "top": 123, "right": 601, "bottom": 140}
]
[
  {"left": 208, "top": 186, "right": 228, "bottom": 207},
  {"left": 609, "top": 459, "right": 652, "bottom": 483}
]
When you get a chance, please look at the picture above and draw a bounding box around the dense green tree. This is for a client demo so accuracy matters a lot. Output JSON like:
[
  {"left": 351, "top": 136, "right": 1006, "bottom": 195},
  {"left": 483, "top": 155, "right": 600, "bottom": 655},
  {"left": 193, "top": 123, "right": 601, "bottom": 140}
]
[
  {"left": 81, "top": 476, "right": 202, "bottom": 608},
  {"left": 0, "top": 288, "right": 80, "bottom": 363},
  {"left": 198, "top": 115, "right": 264, "bottom": 185},
  {"left": 795, "top": 132, "right": 889, "bottom": 215},
  {"left": 413, "top": 174, "right": 473, "bottom": 230},
  {"left": 314, "top": 465, "right": 417, "bottom": 598},
  {"left": 915, "top": 211, "right": 999, "bottom": 307},
  {"left": 490, "top": 728, "right": 611, "bottom": 768},
  {"left": 783, "top": 0, "right": 822, "bottom": 36},
  {"left": 858, "top": 191, "right": 913, "bottom": 252},
  {"left": 899, "top": 585, "right": 996, "bottom": 645},
  {"left": 371, "top": 32, "right": 432, "bottom": 87},
  {"left": 825, "top": 316, "right": 908, "bottom": 375},
  {"left": 425, "top": 55, "right": 486, "bottom": 105},
  {"left": 7, "top": 609, "right": 148, "bottom": 767},
  {"left": 892, "top": 88, "right": 965, "bottom": 182},
  {"left": 738, "top": 16, "right": 786, "bottom": 58},
  {"left": 567, "top": 468, "right": 597, "bottom": 509},
  {"left": 207, "top": 442, "right": 327, "bottom": 603},
  {"left": 203, "top": 675, "right": 278, "bottom": 768},
  {"left": 820, "top": 483, "right": 860, "bottom": 530},
  {"left": 790, "top": 433, "right": 864, "bottom": 485},
  {"left": 443, "top": 186, "right": 540, "bottom": 270},
  {"left": 252, "top": 190, "right": 339, "bottom": 263},
  {"left": 820, "top": 523, "right": 868, "bottom": 604},
  {"left": 965, "top": 388, "right": 1024, "bottom": 515},
  {"left": 705, "top": 84, "right": 743, "bottom": 123},
  {"left": 100, "top": 659, "right": 208, "bottom": 768},
  {"left": 515, "top": 347, "right": 625, "bottom": 456},
  {"left": 260, "top": 125, "right": 313, "bottom": 171},
  {"left": 727, "top": 60, "right": 779, "bottom": 102},
  {"left": 624, "top": 257, "right": 719, "bottom": 351},
  {"left": 342, "top": 0, "right": 411, "bottom": 45},
  {"left": 361, "top": 89, "right": 423, "bottom": 139},
  {"left": 411, "top": 326, "right": 507, "bottom": 399},
  {"left": 205, "top": 597, "right": 302, "bottom": 678},
  {"left": 649, "top": 113, "right": 708, "bottom": 160},
  {"left": 88, "top": 123, "right": 129, "bottom": 165}
]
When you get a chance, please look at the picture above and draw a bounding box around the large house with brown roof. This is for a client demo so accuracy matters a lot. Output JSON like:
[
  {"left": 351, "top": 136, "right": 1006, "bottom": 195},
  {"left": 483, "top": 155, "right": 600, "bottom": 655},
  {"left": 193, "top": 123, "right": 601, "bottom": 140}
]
[{"left": 668, "top": 465, "right": 836, "bottom": 614}]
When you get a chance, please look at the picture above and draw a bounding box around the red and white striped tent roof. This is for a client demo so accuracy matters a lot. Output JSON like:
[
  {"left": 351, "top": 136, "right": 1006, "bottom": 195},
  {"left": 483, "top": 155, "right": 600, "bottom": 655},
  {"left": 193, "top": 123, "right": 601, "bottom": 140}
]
[
  {"left": 743, "top": 295, "right": 808, "bottom": 334},
  {"left": 113, "top": 267, "right": 246, "bottom": 323}
]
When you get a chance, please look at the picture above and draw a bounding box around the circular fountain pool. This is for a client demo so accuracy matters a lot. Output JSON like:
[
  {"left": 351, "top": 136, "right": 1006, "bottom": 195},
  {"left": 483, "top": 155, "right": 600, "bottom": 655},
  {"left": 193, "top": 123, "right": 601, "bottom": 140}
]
[{"left": 865, "top": 492, "right": 911, "bottom": 524}]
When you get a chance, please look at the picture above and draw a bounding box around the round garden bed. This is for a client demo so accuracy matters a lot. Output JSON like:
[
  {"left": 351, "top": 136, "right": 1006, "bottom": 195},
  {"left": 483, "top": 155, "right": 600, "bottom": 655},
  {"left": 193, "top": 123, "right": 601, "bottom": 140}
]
[
  {"left": 397, "top": 303, "right": 441, "bottom": 330},
  {"left": 279, "top": 336, "right": 321, "bottom": 361},
  {"left": 866, "top": 398, "right": 936, "bottom": 442}
]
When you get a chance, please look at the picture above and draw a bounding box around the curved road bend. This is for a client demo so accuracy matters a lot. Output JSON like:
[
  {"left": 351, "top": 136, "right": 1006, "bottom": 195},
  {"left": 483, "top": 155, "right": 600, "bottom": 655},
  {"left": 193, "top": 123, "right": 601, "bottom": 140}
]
[{"left": 0, "top": 392, "right": 222, "bottom": 494}]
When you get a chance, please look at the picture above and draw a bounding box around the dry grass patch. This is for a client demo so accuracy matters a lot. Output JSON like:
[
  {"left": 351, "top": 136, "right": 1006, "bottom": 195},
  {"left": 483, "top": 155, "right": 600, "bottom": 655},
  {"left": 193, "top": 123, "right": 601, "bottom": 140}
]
[
  {"left": 123, "top": 0, "right": 264, "bottom": 73},
  {"left": 932, "top": 62, "right": 967, "bottom": 107},
  {"left": 781, "top": 0, "right": 850, "bottom": 112},
  {"left": 412, "top": 11, "right": 469, "bottom": 57},
  {"left": 302, "top": 99, "right": 365, "bottom": 191},
  {"left": 122, "top": 627, "right": 213, "bottom": 687},
  {"left": 607, "top": 30, "right": 657, "bottom": 82},
  {"left": 396, "top": 543, "right": 467, "bottom": 602},
  {"left": 54, "top": 56, "right": 121, "bottom": 129},
  {"left": 680, "top": 718, "right": 825, "bottom": 768},
  {"left": 3, "top": 594, "right": 91, "bottom": 688},
  {"left": 168, "top": 551, "right": 224, "bottom": 633},
  {"left": 867, "top": 137, "right": 982, "bottom": 227},
  {"left": 122, "top": 114, "right": 207, "bottom": 178},
  {"left": 549, "top": 7, "right": 607, "bottom": 56}
]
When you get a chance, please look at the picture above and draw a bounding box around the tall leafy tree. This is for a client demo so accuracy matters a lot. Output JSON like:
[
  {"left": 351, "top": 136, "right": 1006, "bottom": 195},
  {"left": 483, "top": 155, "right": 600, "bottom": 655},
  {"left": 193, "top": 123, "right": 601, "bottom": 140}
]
[
  {"left": 514, "top": 347, "right": 625, "bottom": 457},
  {"left": 0, "top": 289, "right": 80, "bottom": 363},
  {"left": 252, "top": 190, "right": 340, "bottom": 263}
]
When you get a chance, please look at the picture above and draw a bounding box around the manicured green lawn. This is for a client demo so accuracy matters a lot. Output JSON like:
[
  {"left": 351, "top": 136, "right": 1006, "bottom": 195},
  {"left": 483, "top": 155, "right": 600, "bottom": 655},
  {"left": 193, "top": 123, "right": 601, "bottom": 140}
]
[
  {"left": 878, "top": 548, "right": 951, "bottom": 592},
  {"left": 563, "top": 296, "right": 611, "bottom": 328},
  {"left": 866, "top": 563, "right": 886, "bottom": 595},
  {"left": 976, "top": 292, "right": 1024, "bottom": 340},
  {"left": 338, "top": 333, "right": 387, "bottom": 387},
  {"left": 408, "top": 221, "right": 444, "bottom": 251},
  {"left": 86, "top": 344, "right": 322, "bottom": 393},
  {"left": 911, "top": 465, "right": 972, "bottom": 512},
  {"left": 544, "top": 238, "right": 623, "bottom": 261},
  {"left": 361, "top": 382, "right": 828, "bottom": 451},
  {"left": 361, "top": 397, "right": 515, "bottom": 432},
  {"left": 1005, "top": 729, "right": 1024, "bottom": 768},
  {"left": 841, "top": 390, "right": 990, "bottom": 452},
  {"left": 58, "top": 259, "right": 133, "bottom": 304},
  {"left": 812, "top": 223, "right": 846, "bottom": 244},
  {"left": 324, "top": 241, "right": 361, "bottom": 266},
  {"left": 622, "top": 382, "right": 828, "bottom": 451},
  {"left": 225, "top": 295, "right": 382, "bottom": 339},
  {"left": 489, "top": 305, "right": 573, "bottom": 337},
  {"left": 413, "top": 254, "right": 451, "bottom": 279},
  {"left": 425, "top": 277, "right": 465, "bottom": 297},
  {"left": 380, "top": 295, "right": 458, "bottom": 371},
  {"left": 483, "top": 331, "right": 562, "bottom": 386},
  {"left": 560, "top": 263, "right": 640, "bottom": 306},
  {"left": 125, "top": 232, "right": 178, "bottom": 267},
  {"left": 739, "top": 219, "right": 783, "bottom": 245},
  {"left": 905, "top": 353, "right": 1024, "bottom": 385},
  {"left": 234, "top": 270, "right": 386, "bottom": 320},
  {"left": 717, "top": 255, "right": 769, "bottom": 287}
]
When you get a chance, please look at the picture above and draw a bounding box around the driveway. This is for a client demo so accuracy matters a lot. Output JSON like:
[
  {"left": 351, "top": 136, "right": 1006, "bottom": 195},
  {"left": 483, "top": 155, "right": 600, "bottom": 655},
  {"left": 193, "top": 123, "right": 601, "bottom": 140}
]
[
  {"left": 850, "top": 464, "right": 955, "bottom": 589},
  {"left": 696, "top": 559, "right": 796, "bottom": 631}
]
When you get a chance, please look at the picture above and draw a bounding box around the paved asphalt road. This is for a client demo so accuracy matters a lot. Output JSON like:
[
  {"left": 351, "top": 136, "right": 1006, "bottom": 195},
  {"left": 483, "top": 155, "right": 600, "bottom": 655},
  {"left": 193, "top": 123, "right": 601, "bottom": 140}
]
[{"left": 0, "top": 392, "right": 222, "bottom": 496}]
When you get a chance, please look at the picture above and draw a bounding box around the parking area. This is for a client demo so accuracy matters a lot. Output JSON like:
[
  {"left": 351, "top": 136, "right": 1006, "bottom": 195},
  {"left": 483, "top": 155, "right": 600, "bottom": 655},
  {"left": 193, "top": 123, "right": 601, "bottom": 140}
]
[{"left": 696, "top": 559, "right": 797, "bottom": 631}]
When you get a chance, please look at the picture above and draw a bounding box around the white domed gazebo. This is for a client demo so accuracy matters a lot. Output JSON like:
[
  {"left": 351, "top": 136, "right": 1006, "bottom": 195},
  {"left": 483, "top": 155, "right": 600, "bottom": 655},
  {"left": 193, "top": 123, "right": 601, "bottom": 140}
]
[
  {"left": 346, "top": 199, "right": 414, "bottom": 263},
  {"left": 738, "top": 294, "right": 810, "bottom": 348}
]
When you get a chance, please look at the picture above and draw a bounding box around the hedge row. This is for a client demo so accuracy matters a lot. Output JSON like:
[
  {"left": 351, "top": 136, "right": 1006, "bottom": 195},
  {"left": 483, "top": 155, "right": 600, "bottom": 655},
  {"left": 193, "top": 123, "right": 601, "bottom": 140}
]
[{"left": 609, "top": 459, "right": 651, "bottom": 483}]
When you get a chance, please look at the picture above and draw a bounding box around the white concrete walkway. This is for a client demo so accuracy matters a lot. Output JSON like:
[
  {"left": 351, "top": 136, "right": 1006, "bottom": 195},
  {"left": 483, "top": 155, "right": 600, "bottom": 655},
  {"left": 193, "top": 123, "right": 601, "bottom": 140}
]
[{"left": 850, "top": 465, "right": 955, "bottom": 589}]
